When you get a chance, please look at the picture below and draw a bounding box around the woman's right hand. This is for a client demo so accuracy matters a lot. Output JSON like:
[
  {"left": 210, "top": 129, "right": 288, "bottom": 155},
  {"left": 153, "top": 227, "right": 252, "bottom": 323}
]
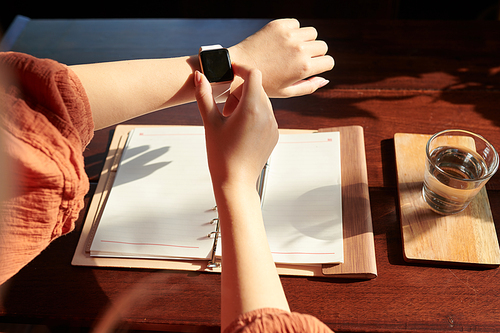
[{"left": 194, "top": 63, "right": 278, "bottom": 191}]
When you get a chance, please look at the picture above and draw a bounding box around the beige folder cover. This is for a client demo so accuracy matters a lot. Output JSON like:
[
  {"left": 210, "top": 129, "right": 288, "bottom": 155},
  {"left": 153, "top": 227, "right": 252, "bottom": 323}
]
[{"left": 72, "top": 125, "right": 377, "bottom": 279}]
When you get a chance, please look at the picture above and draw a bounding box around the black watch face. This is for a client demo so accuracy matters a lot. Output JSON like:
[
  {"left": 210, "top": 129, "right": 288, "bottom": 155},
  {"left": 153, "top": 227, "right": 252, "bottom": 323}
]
[{"left": 200, "top": 49, "right": 234, "bottom": 83}]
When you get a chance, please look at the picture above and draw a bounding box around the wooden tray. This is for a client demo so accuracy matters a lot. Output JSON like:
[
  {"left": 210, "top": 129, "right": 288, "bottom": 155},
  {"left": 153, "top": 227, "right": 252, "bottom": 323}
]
[{"left": 395, "top": 133, "right": 500, "bottom": 266}]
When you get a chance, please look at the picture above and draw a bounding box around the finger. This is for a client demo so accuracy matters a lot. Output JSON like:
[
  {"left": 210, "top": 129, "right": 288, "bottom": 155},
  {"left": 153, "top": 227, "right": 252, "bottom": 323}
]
[
  {"left": 194, "top": 70, "right": 220, "bottom": 123},
  {"left": 303, "top": 55, "right": 335, "bottom": 77},
  {"left": 281, "top": 76, "right": 331, "bottom": 97},
  {"left": 222, "top": 85, "right": 242, "bottom": 117},
  {"left": 232, "top": 62, "right": 254, "bottom": 82},
  {"left": 243, "top": 68, "right": 274, "bottom": 114},
  {"left": 297, "top": 26, "right": 319, "bottom": 41},
  {"left": 313, "top": 54, "right": 335, "bottom": 71},
  {"left": 227, "top": 63, "right": 272, "bottom": 116},
  {"left": 272, "top": 18, "right": 300, "bottom": 30},
  {"left": 235, "top": 65, "right": 265, "bottom": 106},
  {"left": 231, "top": 63, "right": 264, "bottom": 107},
  {"left": 305, "top": 40, "right": 329, "bottom": 57},
  {"left": 220, "top": 64, "right": 248, "bottom": 117}
]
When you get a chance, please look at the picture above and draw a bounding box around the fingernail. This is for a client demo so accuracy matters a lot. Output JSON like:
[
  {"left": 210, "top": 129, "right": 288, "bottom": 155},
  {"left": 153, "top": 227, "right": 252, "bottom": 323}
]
[
  {"left": 194, "top": 70, "right": 202, "bottom": 86},
  {"left": 319, "top": 79, "right": 330, "bottom": 88}
]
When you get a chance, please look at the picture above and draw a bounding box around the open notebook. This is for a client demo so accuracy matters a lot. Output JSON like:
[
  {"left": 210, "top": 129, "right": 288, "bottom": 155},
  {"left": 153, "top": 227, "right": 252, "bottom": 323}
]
[{"left": 89, "top": 126, "right": 343, "bottom": 265}]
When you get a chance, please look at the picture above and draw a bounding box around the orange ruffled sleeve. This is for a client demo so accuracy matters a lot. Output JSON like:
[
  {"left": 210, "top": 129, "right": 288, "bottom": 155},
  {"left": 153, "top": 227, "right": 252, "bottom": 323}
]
[
  {"left": 0, "top": 52, "right": 94, "bottom": 285},
  {"left": 224, "top": 308, "right": 334, "bottom": 333}
]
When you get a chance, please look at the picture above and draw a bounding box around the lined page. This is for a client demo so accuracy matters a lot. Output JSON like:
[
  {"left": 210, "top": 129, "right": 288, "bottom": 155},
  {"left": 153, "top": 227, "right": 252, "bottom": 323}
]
[
  {"left": 261, "top": 132, "right": 343, "bottom": 264},
  {"left": 90, "top": 127, "right": 217, "bottom": 260}
]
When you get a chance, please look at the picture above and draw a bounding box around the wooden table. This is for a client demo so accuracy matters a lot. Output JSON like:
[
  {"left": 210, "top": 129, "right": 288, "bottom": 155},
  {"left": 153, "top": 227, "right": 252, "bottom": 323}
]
[{"left": 1, "top": 17, "right": 500, "bottom": 332}]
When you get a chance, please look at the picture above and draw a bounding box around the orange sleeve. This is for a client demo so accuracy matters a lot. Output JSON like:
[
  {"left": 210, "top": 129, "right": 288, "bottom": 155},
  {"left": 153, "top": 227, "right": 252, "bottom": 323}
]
[
  {"left": 0, "top": 52, "right": 94, "bottom": 285},
  {"left": 224, "top": 308, "right": 334, "bottom": 333}
]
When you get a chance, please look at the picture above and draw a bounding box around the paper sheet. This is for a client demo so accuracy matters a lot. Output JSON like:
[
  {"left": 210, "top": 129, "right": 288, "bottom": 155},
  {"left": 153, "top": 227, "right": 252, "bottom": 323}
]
[
  {"left": 262, "top": 132, "right": 343, "bottom": 264},
  {"left": 90, "top": 127, "right": 217, "bottom": 260},
  {"left": 90, "top": 127, "right": 342, "bottom": 264}
]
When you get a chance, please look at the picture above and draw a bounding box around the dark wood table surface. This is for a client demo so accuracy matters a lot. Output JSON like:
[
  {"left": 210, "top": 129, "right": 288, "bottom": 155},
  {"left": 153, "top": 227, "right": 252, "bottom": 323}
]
[{"left": 1, "top": 17, "right": 500, "bottom": 332}]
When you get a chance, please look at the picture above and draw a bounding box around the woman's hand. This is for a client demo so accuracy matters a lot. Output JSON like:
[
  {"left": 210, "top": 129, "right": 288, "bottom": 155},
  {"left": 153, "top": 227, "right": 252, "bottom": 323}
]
[
  {"left": 194, "top": 64, "right": 278, "bottom": 190},
  {"left": 230, "top": 18, "right": 334, "bottom": 98},
  {"left": 195, "top": 64, "right": 290, "bottom": 329}
]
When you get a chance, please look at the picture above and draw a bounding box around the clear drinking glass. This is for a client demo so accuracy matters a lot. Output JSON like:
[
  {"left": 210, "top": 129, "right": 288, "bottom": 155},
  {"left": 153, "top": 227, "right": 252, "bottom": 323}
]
[{"left": 422, "top": 129, "right": 499, "bottom": 215}]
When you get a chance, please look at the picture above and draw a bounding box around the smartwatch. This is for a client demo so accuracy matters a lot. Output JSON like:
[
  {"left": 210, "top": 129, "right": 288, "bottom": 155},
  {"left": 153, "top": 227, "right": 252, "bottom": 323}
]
[{"left": 198, "top": 45, "right": 234, "bottom": 103}]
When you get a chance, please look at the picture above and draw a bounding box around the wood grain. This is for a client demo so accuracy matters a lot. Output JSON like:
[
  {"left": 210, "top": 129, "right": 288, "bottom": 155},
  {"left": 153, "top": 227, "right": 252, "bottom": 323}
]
[
  {"left": 320, "top": 126, "right": 377, "bottom": 278},
  {"left": 395, "top": 133, "right": 500, "bottom": 265}
]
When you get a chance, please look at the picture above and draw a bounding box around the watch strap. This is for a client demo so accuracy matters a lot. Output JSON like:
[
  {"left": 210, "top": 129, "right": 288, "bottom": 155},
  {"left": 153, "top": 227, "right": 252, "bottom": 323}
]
[
  {"left": 199, "top": 44, "right": 224, "bottom": 52},
  {"left": 211, "top": 81, "right": 231, "bottom": 104}
]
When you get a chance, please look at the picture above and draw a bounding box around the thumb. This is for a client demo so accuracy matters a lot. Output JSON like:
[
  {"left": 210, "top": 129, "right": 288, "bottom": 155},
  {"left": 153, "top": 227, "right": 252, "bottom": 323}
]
[{"left": 194, "top": 70, "right": 220, "bottom": 123}]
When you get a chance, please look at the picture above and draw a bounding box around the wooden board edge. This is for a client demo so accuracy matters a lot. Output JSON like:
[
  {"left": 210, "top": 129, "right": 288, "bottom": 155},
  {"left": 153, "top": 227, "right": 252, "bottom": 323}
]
[
  {"left": 394, "top": 132, "right": 500, "bottom": 267},
  {"left": 320, "top": 126, "right": 377, "bottom": 279}
]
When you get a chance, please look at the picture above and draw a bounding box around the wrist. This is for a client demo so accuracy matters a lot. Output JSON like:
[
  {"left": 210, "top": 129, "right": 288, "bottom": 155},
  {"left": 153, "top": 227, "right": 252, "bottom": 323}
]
[
  {"left": 218, "top": 179, "right": 258, "bottom": 197},
  {"left": 213, "top": 180, "right": 260, "bottom": 208},
  {"left": 213, "top": 183, "right": 262, "bottom": 232}
]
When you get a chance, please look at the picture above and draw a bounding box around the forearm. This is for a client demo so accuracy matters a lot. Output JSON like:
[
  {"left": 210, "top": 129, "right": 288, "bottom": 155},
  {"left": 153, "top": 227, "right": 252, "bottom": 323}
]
[
  {"left": 216, "top": 184, "right": 290, "bottom": 330},
  {"left": 70, "top": 55, "right": 200, "bottom": 130},
  {"left": 72, "top": 19, "right": 333, "bottom": 131},
  {"left": 71, "top": 49, "right": 243, "bottom": 131}
]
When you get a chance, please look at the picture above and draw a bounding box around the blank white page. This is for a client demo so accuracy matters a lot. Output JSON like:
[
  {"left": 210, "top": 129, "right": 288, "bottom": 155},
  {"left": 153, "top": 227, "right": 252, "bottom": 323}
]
[
  {"left": 261, "top": 132, "right": 343, "bottom": 264},
  {"left": 90, "top": 127, "right": 217, "bottom": 260}
]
